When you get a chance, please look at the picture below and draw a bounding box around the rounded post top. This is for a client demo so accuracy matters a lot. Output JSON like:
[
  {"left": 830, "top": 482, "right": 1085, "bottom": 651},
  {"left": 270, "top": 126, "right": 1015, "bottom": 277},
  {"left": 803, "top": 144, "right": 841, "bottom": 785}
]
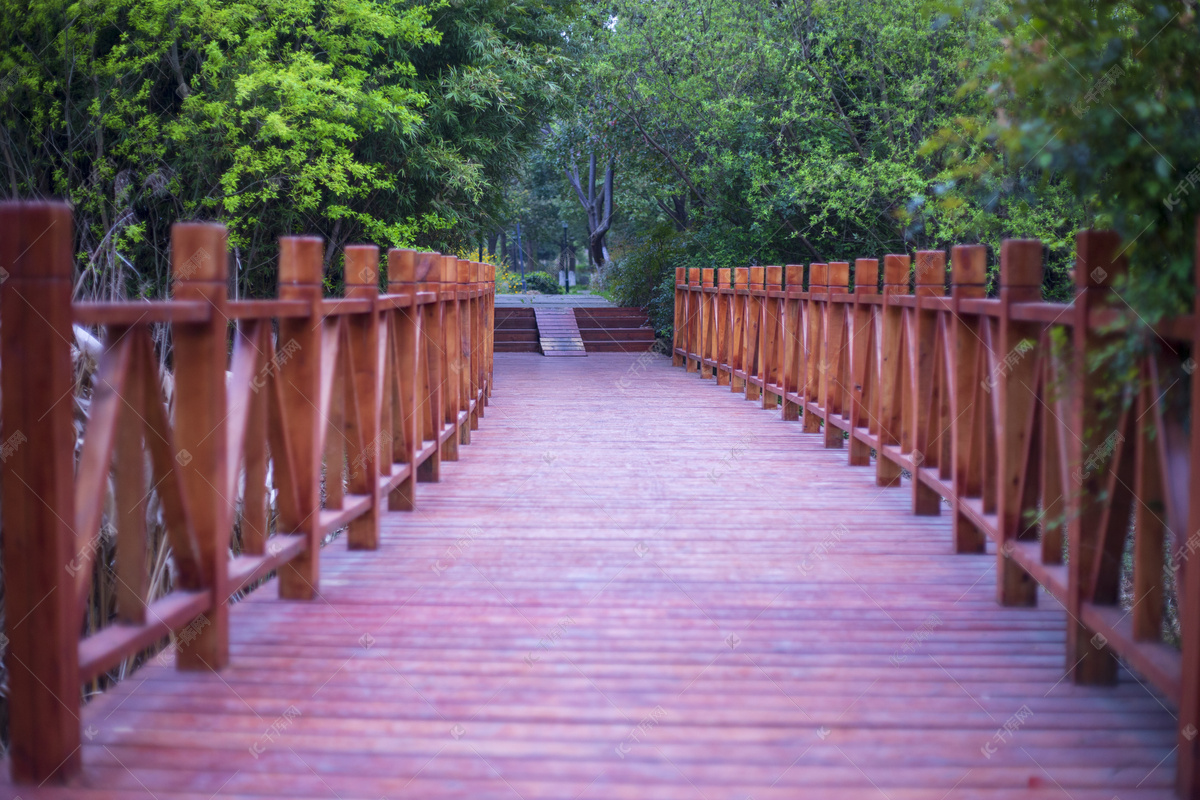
[
  {"left": 827, "top": 262, "right": 849, "bottom": 290},
  {"left": 414, "top": 251, "right": 439, "bottom": 283},
  {"left": 278, "top": 236, "right": 324, "bottom": 285},
  {"left": 785, "top": 264, "right": 804, "bottom": 288},
  {"left": 913, "top": 250, "right": 946, "bottom": 287},
  {"left": 387, "top": 248, "right": 416, "bottom": 285},
  {"left": 950, "top": 245, "right": 988, "bottom": 286},
  {"left": 809, "top": 263, "right": 828, "bottom": 288},
  {"left": 173, "top": 222, "right": 228, "bottom": 283},
  {"left": 0, "top": 200, "right": 74, "bottom": 281},
  {"left": 1000, "top": 239, "right": 1044, "bottom": 288},
  {"left": 854, "top": 259, "right": 879, "bottom": 295},
  {"left": 882, "top": 254, "right": 910, "bottom": 287},
  {"left": 344, "top": 244, "right": 379, "bottom": 287},
  {"left": 1074, "top": 230, "right": 1125, "bottom": 289}
]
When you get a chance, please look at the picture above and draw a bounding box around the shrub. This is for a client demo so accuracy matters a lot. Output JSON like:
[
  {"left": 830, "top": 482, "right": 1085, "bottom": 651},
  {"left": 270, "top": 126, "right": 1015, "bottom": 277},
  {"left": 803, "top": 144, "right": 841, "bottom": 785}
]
[
  {"left": 605, "top": 223, "right": 687, "bottom": 339},
  {"left": 523, "top": 271, "right": 560, "bottom": 293}
]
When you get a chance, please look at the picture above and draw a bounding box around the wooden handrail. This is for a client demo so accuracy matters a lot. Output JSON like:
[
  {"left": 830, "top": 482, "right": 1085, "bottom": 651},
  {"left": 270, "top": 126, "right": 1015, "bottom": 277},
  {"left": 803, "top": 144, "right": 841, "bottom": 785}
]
[
  {"left": 0, "top": 201, "right": 496, "bottom": 784},
  {"left": 673, "top": 223, "right": 1200, "bottom": 798}
]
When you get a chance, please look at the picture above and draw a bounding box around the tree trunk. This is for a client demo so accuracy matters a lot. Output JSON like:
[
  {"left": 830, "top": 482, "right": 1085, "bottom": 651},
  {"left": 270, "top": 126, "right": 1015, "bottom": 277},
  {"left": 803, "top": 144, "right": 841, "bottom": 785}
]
[
  {"left": 566, "top": 152, "right": 615, "bottom": 267},
  {"left": 656, "top": 194, "right": 688, "bottom": 231}
]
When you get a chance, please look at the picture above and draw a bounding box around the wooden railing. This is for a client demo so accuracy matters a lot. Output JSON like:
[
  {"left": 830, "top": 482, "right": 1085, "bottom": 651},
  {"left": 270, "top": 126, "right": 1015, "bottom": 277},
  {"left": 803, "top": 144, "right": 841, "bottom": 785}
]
[
  {"left": 0, "top": 201, "right": 495, "bottom": 783},
  {"left": 673, "top": 225, "right": 1200, "bottom": 798}
]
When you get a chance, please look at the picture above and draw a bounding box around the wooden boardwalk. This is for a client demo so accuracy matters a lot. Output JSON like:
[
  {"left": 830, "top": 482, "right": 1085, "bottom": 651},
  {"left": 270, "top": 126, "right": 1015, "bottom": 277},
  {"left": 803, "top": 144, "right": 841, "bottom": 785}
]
[{"left": 6, "top": 353, "right": 1177, "bottom": 799}]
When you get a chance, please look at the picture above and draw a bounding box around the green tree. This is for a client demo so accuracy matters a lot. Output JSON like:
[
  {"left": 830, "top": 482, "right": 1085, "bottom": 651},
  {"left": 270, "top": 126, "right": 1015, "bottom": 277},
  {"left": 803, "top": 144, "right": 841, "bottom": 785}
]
[{"left": 0, "top": 0, "right": 575, "bottom": 297}]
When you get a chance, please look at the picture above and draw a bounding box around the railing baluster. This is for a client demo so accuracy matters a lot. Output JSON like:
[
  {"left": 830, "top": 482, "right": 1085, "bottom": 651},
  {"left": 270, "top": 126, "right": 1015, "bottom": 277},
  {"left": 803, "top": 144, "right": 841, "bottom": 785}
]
[
  {"left": 344, "top": 244, "right": 382, "bottom": 550},
  {"left": 762, "top": 266, "right": 782, "bottom": 409},
  {"left": 876, "top": 255, "right": 907, "bottom": 486},
  {"left": 277, "top": 236, "right": 325, "bottom": 598},
  {"left": 848, "top": 258, "right": 879, "bottom": 466},
  {"left": 171, "top": 222, "right": 231, "bottom": 667},
  {"left": 1068, "top": 230, "right": 1124, "bottom": 681},
  {"left": 0, "top": 201, "right": 81, "bottom": 782},
  {"left": 950, "top": 245, "right": 988, "bottom": 553},
  {"left": 912, "top": 250, "right": 945, "bottom": 513},
  {"left": 823, "top": 262, "right": 849, "bottom": 447},
  {"left": 781, "top": 264, "right": 804, "bottom": 422}
]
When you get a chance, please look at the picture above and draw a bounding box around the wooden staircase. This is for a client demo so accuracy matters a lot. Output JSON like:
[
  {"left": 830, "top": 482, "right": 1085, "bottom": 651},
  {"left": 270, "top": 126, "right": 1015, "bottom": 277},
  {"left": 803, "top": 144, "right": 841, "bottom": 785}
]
[
  {"left": 494, "top": 307, "right": 538, "bottom": 352},
  {"left": 574, "top": 307, "right": 657, "bottom": 352},
  {"left": 533, "top": 307, "right": 587, "bottom": 356}
]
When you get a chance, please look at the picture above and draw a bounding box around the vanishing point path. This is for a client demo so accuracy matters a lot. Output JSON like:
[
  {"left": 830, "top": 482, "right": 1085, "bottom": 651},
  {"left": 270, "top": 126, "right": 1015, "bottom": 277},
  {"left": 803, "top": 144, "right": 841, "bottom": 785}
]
[{"left": 12, "top": 353, "right": 1176, "bottom": 799}]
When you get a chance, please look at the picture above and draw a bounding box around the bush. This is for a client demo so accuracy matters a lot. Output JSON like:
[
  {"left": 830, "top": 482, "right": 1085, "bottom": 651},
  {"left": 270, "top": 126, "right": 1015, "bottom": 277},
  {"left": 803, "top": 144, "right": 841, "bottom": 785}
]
[
  {"left": 605, "top": 224, "right": 687, "bottom": 339},
  {"left": 523, "top": 271, "right": 560, "bottom": 293}
]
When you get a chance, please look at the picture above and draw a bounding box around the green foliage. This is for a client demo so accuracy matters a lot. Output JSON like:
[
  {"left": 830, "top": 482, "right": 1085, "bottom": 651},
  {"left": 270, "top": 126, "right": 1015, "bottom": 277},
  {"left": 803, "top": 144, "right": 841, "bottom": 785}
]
[
  {"left": 942, "top": 0, "right": 1200, "bottom": 316},
  {"left": 542, "top": 0, "right": 1091, "bottom": 298},
  {"left": 604, "top": 223, "right": 685, "bottom": 337},
  {"left": 0, "top": 0, "right": 575, "bottom": 298},
  {"left": 522, "top": 270, "right": 559, "bottom": 293}
]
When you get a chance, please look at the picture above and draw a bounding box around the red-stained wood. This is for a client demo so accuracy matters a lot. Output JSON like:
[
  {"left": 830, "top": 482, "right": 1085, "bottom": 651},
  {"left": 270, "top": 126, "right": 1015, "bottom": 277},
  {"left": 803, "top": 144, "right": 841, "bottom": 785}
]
[
  {"left": 951, "top": 246, "right": 988, "bottom": 554},
  {"left": 876, "top": 255, "right": 908, "bottom": 487},
  {"left": 0, "top": 353, "right": 1179, "bottom": 800},
  {"left": 0, "top": 201, "right": 82, "bottom": 783},
  {"left": 385, "top": 249, "right": 419, "bottom": 510},
  {"left": 1068, "top": 231, "right": 1123, "bottom": 685},
  {"left": 170, "top": 222, "right": 231, "bottom": 670},
  {"left": 418, "top": 252, "right": 445, "bottom": 482},
  {"left": 343, "top": 244, "right": 382, "bottom": 550},
  {"left": 276, "top": 236, "right": 325, "bottom": 601},
  {"left": 1181, "top": 216, "right": 1200, "bottom": 799}
]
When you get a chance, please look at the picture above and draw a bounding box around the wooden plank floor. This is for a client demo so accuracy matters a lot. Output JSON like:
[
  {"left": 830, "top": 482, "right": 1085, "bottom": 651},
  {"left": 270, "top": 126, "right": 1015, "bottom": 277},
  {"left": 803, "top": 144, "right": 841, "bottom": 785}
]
[{"left": 4, "top": 353, "right": 1178, "bottom": 799}]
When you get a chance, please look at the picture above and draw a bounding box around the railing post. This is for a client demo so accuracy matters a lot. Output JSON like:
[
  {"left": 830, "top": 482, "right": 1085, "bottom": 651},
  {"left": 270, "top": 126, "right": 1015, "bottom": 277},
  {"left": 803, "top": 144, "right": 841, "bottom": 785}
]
[
  {"left": 486, "top": 263, "right": 495, "bottom": 398},
  {"left": 876, "top": 254, "right": 908, "bottom": 486},
  {"left": 277, "top": 236, "right": 325, "bottom": 599},
  {"left": 950, "top": 245, "right": 988, "bottom": 552},
  {"left": 386, "top": 249, "right": 420, "bottom": 510},
  {"left": 1180, "top": 216, "right": 1200, "bottom": 800},
  {"left": 686, "top": 267, "right": 701, "bottom": 372},
  {"left": 716, "top": 268, "right": 732, "bottom": 386},
  {"left": 912, "top": 250, "right": 946, "bottom": 514},
  {"left": 745, "top": 266, "right": 764, "bottom": 401},
  {"left": 440, "top": 255, "right": 460, "bottom": 461},
  {"left": 996, "top": 240, "right": 1042, "bottom": 607},
  {"left": 0, "top": 201, "right": 81, "bottom": 783},
  {"left": 822, "top": 262, "right": 849, "bottom": 447},
  {"left": 171, "top": 222, "right": 231, "bottom": 667},
  {"left": 673, "top": 267, "right": 685, "bottom": 366},
  {"left": 762, "top": 266, "right": 783, "bottom": 409},
  {"left": 782, "top": 264, "right": 804, "bottom": 422},
  {"left": 804, "top": 263, "right": 826, "bottom": 433},
  {"left": 731, "top": 267, "right": 747, "bottom": 392},
  {"left": 417, "top": 252, "right": 443, "bottom": 482},
  {"left": 456, "top": 258, "right": 472, "bottom": 445},
  {"left": 470, "top": 261, "right": 483, "bottom": 425},
  {"left": 700, "top": 268, "right": 715, "bottom": 379},
  {"left": 848, "top": 258, "right": 879, "bottom": 465},
  {"left": 1067, "top": 231, "right": 1123, "bottom": 678},
  {"left": 344, "top": 244, "right": 382, "bottom": 549}
]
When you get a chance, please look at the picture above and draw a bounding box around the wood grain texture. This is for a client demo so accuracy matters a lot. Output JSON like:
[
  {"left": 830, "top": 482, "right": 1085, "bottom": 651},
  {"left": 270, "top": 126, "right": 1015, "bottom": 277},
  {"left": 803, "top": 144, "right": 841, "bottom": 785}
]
[{"left": 1, "top": 353, "right": 1176, "bottom": 799}]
